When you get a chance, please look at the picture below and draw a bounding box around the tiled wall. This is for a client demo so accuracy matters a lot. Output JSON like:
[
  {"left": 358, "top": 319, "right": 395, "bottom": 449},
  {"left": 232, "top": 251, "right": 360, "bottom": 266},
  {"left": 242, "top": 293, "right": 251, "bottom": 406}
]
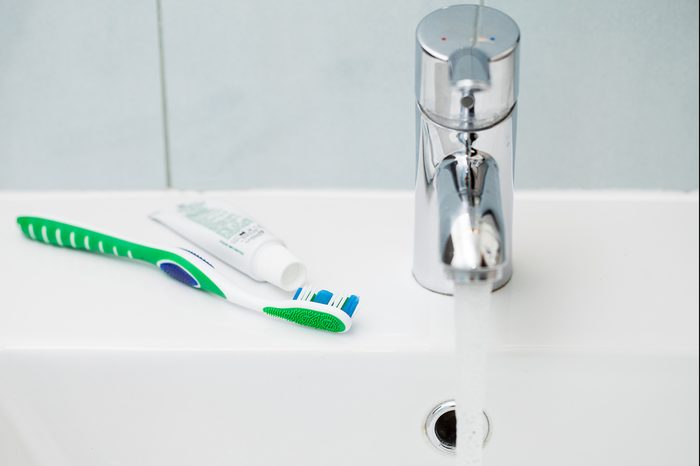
[
  {"left": 0, "top": 1, "right": 166, "bottom": 189},
  {"left": 1, "top": 0, "right": 698, "bottom": 190}
]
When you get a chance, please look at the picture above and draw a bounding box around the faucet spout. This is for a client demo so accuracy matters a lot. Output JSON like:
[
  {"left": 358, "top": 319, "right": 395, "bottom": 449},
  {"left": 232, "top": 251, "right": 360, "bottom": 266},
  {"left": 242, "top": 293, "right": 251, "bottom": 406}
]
[{"left": 436, "top": 146, "right": 507, "bottom": 284}]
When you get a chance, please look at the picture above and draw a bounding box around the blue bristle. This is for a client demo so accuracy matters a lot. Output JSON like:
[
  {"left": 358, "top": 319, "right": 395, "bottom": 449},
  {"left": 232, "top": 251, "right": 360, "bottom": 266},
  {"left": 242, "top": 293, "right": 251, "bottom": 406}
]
[
  {"left": 312, "top": 289, "right": 333, "bottom": 305},
  {"left": 292, "top": 287, "right": 302, "bottom": 300},
  {"left": 159, "top": 262, "right": 199, "bottom": 288},
  {"left": 341, "top": 295, "right": 360, "bottom": 317}
]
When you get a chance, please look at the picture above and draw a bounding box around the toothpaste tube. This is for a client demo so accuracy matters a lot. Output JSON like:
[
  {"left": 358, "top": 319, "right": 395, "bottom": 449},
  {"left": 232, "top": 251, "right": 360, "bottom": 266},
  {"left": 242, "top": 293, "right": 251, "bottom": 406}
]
[{"left": 150, "top": 200, "right": 306, "bottom": 291}]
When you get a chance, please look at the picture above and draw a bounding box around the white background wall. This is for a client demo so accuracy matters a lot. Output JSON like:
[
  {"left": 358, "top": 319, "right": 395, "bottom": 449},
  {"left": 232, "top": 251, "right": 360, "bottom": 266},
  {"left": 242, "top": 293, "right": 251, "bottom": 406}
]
[{"left": 1, "top": 0, "right": 698, "bottom": 190}]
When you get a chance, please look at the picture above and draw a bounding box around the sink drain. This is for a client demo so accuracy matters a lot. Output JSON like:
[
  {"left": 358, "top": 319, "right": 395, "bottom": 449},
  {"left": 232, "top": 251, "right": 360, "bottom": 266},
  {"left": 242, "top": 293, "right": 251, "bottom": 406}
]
[{"left": 425, "top": 400, "right": 491, "bottom": 453}]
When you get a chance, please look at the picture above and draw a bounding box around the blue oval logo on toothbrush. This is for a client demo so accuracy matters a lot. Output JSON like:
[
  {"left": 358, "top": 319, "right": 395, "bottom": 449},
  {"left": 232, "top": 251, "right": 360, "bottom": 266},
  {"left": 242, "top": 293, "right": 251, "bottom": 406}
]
[{"left": 158, "top": 260, "right": 200, "bottom": 288}]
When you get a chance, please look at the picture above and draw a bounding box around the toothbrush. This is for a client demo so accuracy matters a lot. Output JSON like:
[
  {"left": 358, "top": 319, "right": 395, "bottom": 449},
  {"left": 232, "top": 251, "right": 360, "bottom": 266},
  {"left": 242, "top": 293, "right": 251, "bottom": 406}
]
[{"left": 16, "top": 216, "right": 359, "bottom": 333}]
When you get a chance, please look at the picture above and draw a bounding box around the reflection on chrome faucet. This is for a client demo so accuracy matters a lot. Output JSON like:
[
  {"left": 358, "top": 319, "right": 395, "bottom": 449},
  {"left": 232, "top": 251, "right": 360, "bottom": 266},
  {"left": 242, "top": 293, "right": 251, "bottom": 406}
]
[
  {"left": 413, "top": 5, "right": 520, "bottom": 294},
  {"left": 437, "top": 145, "right": 505, "bottom": 283}
]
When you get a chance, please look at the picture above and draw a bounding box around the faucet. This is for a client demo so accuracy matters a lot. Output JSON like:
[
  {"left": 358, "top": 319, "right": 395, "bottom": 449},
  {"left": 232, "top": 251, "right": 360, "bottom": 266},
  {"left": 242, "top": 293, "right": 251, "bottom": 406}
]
[{"left": 413, "top": 5, "right": 520, "bottom": 294}]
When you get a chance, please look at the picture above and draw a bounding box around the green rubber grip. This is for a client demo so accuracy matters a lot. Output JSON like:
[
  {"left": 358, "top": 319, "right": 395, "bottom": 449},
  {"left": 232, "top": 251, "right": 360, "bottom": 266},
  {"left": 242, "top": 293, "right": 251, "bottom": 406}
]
[{"left": 16, "top": 216, "right": 225, "bottom": 297}]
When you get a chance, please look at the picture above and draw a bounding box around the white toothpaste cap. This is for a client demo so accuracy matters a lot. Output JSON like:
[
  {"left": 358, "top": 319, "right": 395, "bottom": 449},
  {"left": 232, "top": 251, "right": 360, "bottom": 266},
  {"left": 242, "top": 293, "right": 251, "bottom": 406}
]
[{"left": 251, "top": 242, "right": 307, "bottom": 291}]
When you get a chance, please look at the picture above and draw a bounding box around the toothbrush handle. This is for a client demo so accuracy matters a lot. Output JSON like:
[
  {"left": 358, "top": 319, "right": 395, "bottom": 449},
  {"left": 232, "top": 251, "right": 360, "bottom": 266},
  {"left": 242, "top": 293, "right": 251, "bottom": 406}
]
[
  {"left": 16, "top": 216, "right": 352, "bottom": 333},
  {"left": 17, "top": 216, "right": 157, "bottom": 264},
  {"left": 17, "top": 216, "right": 227, "bottom": 297}
]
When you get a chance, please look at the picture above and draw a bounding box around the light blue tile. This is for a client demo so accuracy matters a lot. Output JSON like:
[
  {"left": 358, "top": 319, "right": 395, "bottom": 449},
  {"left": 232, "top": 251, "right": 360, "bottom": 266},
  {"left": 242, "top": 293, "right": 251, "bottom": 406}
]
[
  {"left": 161, "top": 0, "right": 449, "bottom": 189},
  {"left": 489, "top": 0, "right": 699, "bottom": 189},
  {"left": 162, "top": 0, "right": 699, "bottom": 190},
  {"left": 0, "top": 0, "right": 166, "bottom": 190}
]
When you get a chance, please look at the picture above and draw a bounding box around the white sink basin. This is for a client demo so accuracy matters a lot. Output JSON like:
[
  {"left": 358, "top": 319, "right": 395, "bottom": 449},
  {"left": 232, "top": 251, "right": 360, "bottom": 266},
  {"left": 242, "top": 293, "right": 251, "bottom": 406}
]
[{"left": 1, "top": 191, "right": 698, "bottom": 466}]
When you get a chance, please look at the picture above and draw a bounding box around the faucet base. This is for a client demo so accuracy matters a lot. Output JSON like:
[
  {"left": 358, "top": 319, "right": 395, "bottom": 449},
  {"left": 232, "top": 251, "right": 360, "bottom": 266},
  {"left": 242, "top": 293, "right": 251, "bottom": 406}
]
[{"left": 412, "top": 263, "right": 512, "bottom": 295}]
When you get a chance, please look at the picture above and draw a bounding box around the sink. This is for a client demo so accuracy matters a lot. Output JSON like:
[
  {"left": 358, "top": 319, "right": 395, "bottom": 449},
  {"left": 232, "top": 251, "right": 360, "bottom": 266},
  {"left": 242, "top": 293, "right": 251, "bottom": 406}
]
[{"left": 1, "top": 190, "right": 697, "bottom": 466}]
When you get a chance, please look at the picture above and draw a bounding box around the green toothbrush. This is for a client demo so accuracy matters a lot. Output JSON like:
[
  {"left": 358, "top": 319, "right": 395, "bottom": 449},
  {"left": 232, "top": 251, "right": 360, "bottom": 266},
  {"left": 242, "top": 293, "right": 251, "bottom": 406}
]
[{"left": 16, "top": 216, "right": 359, "bottom": 333}]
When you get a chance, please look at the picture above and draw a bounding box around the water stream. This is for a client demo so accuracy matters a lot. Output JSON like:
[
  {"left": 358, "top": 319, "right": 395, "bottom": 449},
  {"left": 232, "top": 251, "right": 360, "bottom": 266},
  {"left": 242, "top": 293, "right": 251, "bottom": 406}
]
[{"left": 454, "top": 280, "right": 493, "bottom": 465}]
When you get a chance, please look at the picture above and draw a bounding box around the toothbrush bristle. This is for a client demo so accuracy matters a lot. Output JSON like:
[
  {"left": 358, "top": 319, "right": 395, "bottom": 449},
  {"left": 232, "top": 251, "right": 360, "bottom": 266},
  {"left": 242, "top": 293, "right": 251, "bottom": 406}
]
[
  {"left": 292, "top": 287, "right": 360, "bottom": 318},
  {"left": 340, "top": 295, "right": 360, "bottom": 317},
  {"left": 329, "top": 294, "right": 340, "bottom": 307},
  {"left": 312, "top": 290, "right": 333, "bottom": 305}
]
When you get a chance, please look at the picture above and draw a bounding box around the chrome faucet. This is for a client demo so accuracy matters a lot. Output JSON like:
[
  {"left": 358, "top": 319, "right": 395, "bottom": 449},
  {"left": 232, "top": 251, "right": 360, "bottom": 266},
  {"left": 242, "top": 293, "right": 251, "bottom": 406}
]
[{"left": 413, "top": 5, "right": 520, "bottom": 294}]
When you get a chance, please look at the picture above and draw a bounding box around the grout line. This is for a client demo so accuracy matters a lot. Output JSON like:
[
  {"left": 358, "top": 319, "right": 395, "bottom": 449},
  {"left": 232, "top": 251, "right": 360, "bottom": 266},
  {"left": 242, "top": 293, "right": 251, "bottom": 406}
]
[{"left": 156, "top": 0, "right": 173, "bottom": 188}]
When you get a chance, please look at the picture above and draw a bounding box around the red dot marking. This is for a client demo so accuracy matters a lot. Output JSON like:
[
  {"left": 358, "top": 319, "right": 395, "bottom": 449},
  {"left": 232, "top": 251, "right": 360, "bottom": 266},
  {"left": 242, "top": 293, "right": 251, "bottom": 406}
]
[{"left": 441, "top": 36, "right": 447, "bottom": 41}]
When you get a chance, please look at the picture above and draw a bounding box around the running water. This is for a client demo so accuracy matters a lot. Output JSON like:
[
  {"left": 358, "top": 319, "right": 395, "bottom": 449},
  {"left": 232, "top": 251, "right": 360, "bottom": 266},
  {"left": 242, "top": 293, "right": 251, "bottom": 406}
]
[
  {"left": 455, "top": 2, "right": 492, "bottom": 463},
  {"left": 454, "top": 280, "right": 493, "bottom": 465}
]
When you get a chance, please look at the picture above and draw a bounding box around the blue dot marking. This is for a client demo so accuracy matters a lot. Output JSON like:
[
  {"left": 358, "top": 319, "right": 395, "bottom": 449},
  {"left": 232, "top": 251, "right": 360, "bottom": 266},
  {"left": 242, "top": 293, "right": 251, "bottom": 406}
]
[
  {"left": 489, "top": 36, "right": 496, "bottom": 41},
  {"left": 159, "top": 261, "right": 199, "bottom": 288}
]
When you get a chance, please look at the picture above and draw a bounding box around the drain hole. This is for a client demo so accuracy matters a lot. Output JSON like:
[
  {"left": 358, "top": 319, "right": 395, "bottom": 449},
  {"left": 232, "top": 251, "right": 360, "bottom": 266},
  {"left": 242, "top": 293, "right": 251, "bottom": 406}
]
[
  {"left": 425, "top": 400, "right": 491, "bottom": 453},
  {"left": 434, "top": 409, "right": 457, "bottom": 448}
]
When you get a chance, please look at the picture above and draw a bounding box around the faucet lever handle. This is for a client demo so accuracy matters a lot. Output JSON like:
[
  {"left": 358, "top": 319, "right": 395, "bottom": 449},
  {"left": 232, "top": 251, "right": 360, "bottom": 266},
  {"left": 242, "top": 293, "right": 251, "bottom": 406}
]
[
  {"left": 416, "top": 5, "right": 520, "bottom": 130},
  {"left": 450, "top": 47, "right": 491, "bottom": 90}
]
